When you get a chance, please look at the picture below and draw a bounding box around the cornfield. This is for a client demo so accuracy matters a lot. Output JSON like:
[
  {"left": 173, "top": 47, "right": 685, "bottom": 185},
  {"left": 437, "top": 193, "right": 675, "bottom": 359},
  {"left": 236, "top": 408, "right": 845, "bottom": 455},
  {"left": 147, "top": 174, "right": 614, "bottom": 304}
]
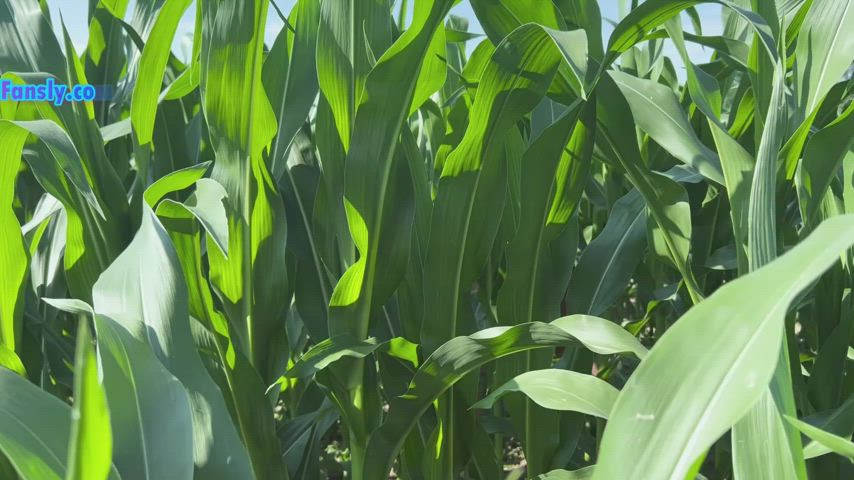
[{"left": 1, "top": 0, "right": 853, "bottom": 478}]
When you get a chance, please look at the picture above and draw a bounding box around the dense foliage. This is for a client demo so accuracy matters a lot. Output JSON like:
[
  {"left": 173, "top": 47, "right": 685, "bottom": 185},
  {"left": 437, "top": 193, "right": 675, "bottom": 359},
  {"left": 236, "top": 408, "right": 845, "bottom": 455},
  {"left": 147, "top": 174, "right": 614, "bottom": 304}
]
[{"left": 1, "top": 0, "right": 853, "bottom": 478}]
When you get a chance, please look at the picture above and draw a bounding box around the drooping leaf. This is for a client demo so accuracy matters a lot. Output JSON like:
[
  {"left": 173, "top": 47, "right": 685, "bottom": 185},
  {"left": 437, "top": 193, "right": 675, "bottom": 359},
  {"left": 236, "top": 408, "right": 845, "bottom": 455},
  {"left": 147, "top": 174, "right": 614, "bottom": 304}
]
[
  {"left": 365, "top": 315, "right": 646, "bottom": 478},
  {"left": 594, "top": 215, "right": 854, "bottom": 480},
  {"left": 91, "top": 206, "right": 255, "bottom": 479},
  {"left": 786, "top": 416, "right": 854, "bottom": 461},
  {"left": 472, "top": 369, "right": 619, "bottom": 418}
]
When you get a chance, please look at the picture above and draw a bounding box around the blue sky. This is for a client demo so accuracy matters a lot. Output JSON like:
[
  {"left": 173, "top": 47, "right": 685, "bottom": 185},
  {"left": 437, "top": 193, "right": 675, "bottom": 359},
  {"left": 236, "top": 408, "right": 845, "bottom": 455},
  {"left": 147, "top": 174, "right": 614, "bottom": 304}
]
[{"left": 48, "top": 0, "right": 723, "bottom": 73}]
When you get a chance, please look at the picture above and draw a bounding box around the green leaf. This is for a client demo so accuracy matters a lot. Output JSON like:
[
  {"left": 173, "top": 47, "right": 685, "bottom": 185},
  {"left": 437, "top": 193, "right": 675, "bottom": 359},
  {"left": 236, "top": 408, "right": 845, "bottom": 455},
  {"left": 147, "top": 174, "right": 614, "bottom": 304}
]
[
  {"left": 0, "top": 0, "right": 68, "bottom": 80},
  {"left": 0, "top": 368, "right": 71, "bottom": 480},
  {"left": 94, "top": 315, "right": 195, "bottom": 480},
  {"left": 201, "top": 0, "right": 291, "bottom": 385},
  {"left": 150, "top": 177, "right": 230, "bottom": 257},
  {"left": 316, "top": 0, "right": 393, "bottom": 149},
  {"left": 538, "top": 466, "right": 595, "bottom": 479},
  {"left": 606, "top": 0, "right": 775, "bottom": 67},
  {"left": 494, "top": 100, "right": 594, "bottom": 475},
  {"left": 786, "top": 416, "right": 854, "bottom": 461},
  {"left": 286, "top": 336, "right": 381, "bottom": 378},
  {"left": 594, "top": 215, "right": 854, "bottom": 480},
  {"left": 733, "top": 63, "right": 805, "bottom": 480},
  {"left": 365, "top": 315, "right": 646, "bottom": 479},
  {"left": 596, "top": 78, "right": 705, "bottom": 304},
  {"left": 0, "top": 345, "right": 25, "bottom": 377},
  {"left": 793, "top": 0, "right": 854, "bottom": 116},
  {"left": 264, "top": 0, "right": 322, "bottom": 180},
  {"left": 796, "top": 101, "right": 854, "bottom": 227},
  {"left": 154, "top": 201, "right": 285, "bottom": 480},
  {"left": 130, "top": 0, "right": 194, "bottom": 145},
  {"left": 568, "top": 190, "right": 646, "bottom": 316},
  {"left": 0, "top": 118, "right": 124, "bottom": 302},
  {"left": 65, "top": 322, "right": 114, "bottom": 480},
  {"left": 609, "top": 70, "right": 724, "bottom": 185},
  {"left": 422, "top": 24, "right": 588, "bottom": 352},
  {"left": 91, "top": 206, "right": 255, "bottom": 479},
  {"left": 0, "top": 122, "right": 29, "bottom": 352},
  {"left": 143, "top": 161, "right": 212, "bottom": 208},
  {"left": 472, "top": 369, "right": 619, "bottom": 418}
]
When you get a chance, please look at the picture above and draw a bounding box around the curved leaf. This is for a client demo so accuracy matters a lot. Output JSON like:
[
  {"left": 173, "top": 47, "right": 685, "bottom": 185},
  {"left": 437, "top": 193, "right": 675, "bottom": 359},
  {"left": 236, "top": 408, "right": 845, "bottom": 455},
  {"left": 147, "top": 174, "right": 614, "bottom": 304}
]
[
  {"left": 130, "top": 0, "right": 194, "bottom": 145},
  {"left": 594, "top": 215, "right": 854, "bottom": 480},
  {"left": 0, "top": 368, "right": 71, "bottom": 480},
  {"left": 92, "top": 207, "right": 255, "bottom": 479},
  {"left": 568, "top": 190, "right": 646, "bottom": 316},
  {"left": 94, "top": 317, "right": 195, "bottom": 480},
  {"left": 472, "top": 369, "right": 619, "bottom": 418},
  {"left": 365, "top": 315, "right": 646, "bottom": 478}
]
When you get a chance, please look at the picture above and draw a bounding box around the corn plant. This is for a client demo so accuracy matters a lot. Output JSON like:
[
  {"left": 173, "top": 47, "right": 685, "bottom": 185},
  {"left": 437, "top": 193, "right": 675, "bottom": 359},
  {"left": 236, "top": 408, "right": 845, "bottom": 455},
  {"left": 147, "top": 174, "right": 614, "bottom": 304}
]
[{"left": 1, "top": 0, "right": 853, "bottom": 478}]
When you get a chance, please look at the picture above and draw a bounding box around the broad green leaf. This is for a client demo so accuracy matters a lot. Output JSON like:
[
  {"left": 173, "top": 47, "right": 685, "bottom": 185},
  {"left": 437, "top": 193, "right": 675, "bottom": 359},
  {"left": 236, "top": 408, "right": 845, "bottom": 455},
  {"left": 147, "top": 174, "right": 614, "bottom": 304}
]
[
  {"left": 98, "top": 0, "right": 129, "bottom": 18},
  {"left": 409, "top": 22, "right": 447, "bottom": 116},
  {"left": 494, "top": 100, "right": 594, "bottom": 475},
  {"left": 498, "top": 102, "right": 594, "bottom": 326},
  {"left": 469, "top": 0, "right": 588, "bottom": 98},
  {"left": 319, "top": 1, "right": 455, "bottom": 465},
  {"left": 154, "top": 198, "right": 284, "bottom": 480},
  {"left": 316, "top": 0, "right": 393, "bottom": 149},
  {"left": 95, "top": 315, "right": 195, "bottom": 480},
  {"left": 609, "top": 70, "right": 724, "bottom": 185},
  {"left": 422, "top": 24, "right": 588, "bottom": 352},
  {"left": 470, "top": 0, "right": 563, "bottom": 44},
  {"left": 323, "top": 7, "right": 457, "bottom": 470},
  {"left": 130, "top": 0, "right": 194, "bottom": 145},
  {"left": 746, "top": 65, "right": 786, "bottom": 270},
  {"left": 200, "top": 0, "right": 277, "bottom": 171},
  {"left": 665, "top": 17, "right": 754, "bottom": 273},
  {"left": 594, "top": 215, "right": 854, "bottom": 480},
  {"left": 555, "top": 0, "right": 604, "bottom": 61},
  {"left": 92, "top": 207, "right": 255, "bottom": 479},
  {"left": 793, "top": 0, "right": 854, "bottom": 116},
  {"left": 796, "top": 101, "right": 854, "bottom": 228},
  {"left": 286, "top": 336, "right": 381, "bottom": 378},
  {"left": 365, "top": 315, "right": 646, "bottom": 479},
  {"left": 100, "top": 119, "right": 132, "bottom": 143},
  {"left": 143, "top": 161, "right": 211, "bottom": 208},
  {"left": 0, "top": 122, "right": 28, "bottom": 351},
  {"left": 0, "top": 368, "right": 71, "bottom": 480},
  {"left": 472, "top": 369, "right": 619, "bottom": 418},
  {"left": 264, "top": 0, "right": 322, "bottom": 180},
  {"left": 0, "top": 117, "right": 126, "bottom": 302},
  {"left": 329, "top": 0, "right": 456, "bottom": 331},
  {"left": 568, "top": 190, "right": 646, "bottom": 316},
  {"left": 1, "top": 120, "right": 101, "bottom": 216},
  {"left": 65, "top": 322, "right": 113, "bottom": 480},
  {"left": 798, "top": 395, "right": 854, "bottom": 459},
  {"left": 733, "top": 64, "right": 805, "bottom": 480},
  {"left": 201, "top": 0, "right": 291, "bottom": 385},
  {"left": 596, "top": 77, "right": 704, "bottom": 304},
  {"left": 177, "top": 179, "right": 230, "bottom": 257},
  {"left": 0, "top": 0, "right": 68, "bottom": 80},
  {"left": 148, "top": 176, "right": 229, "bottom": 257},
  {"left": 647, "top": 29, "right": 750, "bottom": 67}
]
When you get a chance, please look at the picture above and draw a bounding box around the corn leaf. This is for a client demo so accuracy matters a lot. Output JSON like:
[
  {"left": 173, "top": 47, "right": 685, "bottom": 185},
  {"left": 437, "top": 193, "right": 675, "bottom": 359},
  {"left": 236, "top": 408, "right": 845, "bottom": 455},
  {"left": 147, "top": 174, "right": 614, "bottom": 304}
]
[{"left": 594, "top": 215, "right": 854, "bottom": 480}]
